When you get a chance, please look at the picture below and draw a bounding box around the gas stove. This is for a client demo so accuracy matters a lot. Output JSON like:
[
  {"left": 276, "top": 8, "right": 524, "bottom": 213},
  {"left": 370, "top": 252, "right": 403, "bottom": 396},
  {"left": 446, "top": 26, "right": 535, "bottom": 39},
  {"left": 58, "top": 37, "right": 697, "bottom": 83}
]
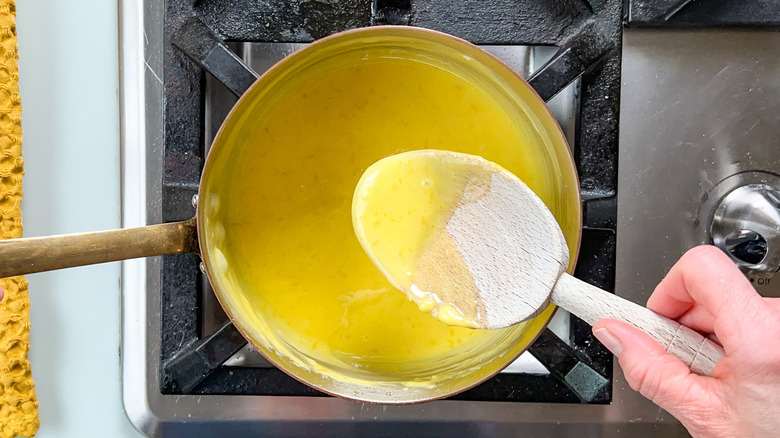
[{"left": 119, "top": 1, "right": 780, "bottom": 436}]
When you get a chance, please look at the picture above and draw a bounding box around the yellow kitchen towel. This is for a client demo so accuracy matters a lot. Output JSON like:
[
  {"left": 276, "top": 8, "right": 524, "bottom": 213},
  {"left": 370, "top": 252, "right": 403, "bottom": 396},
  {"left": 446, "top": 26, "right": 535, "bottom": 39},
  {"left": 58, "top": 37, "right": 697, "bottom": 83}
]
[{"left": 0, "top": 1, "right": 40, "bottom": 437}]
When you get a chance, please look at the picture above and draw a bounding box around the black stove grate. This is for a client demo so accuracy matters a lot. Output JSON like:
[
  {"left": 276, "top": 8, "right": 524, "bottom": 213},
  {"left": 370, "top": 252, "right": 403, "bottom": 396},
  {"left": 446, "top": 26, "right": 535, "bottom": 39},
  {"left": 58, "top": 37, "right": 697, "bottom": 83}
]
[{"left": 158, "top": 0, "right": 622, "bottom": 404}]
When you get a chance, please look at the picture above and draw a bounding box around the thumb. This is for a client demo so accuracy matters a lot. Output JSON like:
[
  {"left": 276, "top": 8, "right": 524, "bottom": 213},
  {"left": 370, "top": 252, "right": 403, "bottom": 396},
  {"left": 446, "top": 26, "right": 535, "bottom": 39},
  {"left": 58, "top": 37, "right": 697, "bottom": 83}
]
[{"left": 592, "top": 319, "right": 722, "bottom": 420}]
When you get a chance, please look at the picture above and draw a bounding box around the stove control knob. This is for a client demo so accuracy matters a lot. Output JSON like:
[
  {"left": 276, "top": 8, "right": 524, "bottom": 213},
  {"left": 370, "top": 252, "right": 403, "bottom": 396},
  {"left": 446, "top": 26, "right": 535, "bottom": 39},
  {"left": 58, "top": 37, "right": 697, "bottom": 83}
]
[{"left": 711, "top": 184, "right": 780, "bottom": 272}]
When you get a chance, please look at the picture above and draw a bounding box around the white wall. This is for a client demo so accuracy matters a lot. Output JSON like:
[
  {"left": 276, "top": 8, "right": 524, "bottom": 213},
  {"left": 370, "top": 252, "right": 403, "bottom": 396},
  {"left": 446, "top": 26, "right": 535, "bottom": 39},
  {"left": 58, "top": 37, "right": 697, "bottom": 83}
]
[{"left": 16, "top": 1, "right": 141, "bottom": 436}]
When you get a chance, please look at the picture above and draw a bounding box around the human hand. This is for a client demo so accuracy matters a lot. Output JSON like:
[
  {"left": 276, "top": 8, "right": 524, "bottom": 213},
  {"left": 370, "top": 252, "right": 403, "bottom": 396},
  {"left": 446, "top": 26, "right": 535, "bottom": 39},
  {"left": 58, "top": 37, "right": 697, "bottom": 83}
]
[{"left": 592, "top": 245, "right": 780, "bottom": 438}]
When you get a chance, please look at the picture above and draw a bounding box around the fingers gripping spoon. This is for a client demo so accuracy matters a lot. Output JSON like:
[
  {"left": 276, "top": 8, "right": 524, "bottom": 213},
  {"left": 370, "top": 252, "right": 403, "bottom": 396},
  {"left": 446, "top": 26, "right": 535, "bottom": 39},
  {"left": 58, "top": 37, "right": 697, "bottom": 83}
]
[{"left": 352, "top": 150, "right": 724, "bottom": 376}]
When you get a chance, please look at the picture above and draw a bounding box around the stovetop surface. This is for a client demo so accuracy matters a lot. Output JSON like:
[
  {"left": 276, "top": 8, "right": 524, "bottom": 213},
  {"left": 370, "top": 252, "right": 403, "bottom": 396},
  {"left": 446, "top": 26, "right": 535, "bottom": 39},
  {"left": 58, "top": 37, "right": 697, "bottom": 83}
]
[{"left": 119, "top": 0, "right": 780, "bottom": 436}]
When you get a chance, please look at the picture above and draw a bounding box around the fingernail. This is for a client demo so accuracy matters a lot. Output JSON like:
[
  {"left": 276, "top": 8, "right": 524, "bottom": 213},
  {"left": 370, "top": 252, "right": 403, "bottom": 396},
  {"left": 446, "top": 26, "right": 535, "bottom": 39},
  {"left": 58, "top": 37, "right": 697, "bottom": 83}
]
[{"left": 593, "top": 328, "right": 623, "bottom": 357}]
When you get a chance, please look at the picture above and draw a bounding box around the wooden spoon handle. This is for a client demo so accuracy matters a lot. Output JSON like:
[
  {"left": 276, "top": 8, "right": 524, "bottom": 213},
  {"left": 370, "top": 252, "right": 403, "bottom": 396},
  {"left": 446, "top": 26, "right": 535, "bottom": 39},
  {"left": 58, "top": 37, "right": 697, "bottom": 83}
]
[
  {"left": 0, "top": 219, "right": 198, "bottom": 278},
  {"left": 550, "top": 272, "right": 724, "bottom": 376}
]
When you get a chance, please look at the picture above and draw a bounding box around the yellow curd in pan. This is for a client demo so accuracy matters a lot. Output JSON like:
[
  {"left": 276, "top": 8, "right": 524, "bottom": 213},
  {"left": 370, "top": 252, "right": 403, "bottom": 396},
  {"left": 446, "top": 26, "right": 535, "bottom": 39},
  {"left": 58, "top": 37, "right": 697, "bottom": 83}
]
[{"left": 199, "top": 35, "right": 577, "bottom": 392}]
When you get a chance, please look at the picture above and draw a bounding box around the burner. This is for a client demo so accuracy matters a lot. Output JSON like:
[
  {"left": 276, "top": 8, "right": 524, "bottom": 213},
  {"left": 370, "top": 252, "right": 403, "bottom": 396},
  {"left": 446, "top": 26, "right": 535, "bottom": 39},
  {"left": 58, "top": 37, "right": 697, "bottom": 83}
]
[{"left": 159, "top": 2, "right": 620, "bottom": 401}]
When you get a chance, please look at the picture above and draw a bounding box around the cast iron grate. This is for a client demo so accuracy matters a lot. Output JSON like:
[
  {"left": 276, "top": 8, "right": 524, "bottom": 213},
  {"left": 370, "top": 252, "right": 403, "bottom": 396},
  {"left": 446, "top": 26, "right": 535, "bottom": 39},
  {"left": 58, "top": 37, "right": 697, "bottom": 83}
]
[{"left": 158, "top": 0, "right": 621, "bottom": 404}]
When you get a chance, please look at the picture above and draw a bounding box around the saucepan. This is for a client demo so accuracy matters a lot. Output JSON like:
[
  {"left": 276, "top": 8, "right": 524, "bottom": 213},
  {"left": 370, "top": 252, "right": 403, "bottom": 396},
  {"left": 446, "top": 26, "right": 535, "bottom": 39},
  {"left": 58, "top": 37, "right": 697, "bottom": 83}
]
[{"left": 0, "top": 27, "right": 581, "bottom": 403}]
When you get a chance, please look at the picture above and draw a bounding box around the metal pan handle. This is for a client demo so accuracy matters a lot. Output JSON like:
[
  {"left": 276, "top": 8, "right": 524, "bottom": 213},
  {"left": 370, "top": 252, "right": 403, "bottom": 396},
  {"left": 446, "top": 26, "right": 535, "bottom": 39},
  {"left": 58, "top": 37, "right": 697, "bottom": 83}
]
[{"left": 0, "top": 219, "right": 198, "bottom": 278}]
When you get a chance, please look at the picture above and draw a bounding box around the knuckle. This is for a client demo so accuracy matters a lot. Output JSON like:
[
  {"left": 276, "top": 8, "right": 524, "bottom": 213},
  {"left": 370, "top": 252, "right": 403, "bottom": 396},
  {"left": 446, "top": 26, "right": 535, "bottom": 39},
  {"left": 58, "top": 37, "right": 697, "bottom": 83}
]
[
  {"left": 622, "top": 354, "right": 692, "bottom": 407},
  {"left": 637, "top": 367, "right": 667, "bottom": 402},
  {"left": 622, "top": 356, "right": 664, "bottom": 401}
]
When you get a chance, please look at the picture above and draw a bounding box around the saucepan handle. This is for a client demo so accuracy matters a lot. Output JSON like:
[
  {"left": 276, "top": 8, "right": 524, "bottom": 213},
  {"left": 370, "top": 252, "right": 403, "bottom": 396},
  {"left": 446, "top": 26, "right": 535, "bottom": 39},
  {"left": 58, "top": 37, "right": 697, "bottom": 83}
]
[
  {"left": 0, "top": 218, "right": 198, "bottom": 278},
  {"left": 550, "top": 272, "right": 725, "bottom": 376}
]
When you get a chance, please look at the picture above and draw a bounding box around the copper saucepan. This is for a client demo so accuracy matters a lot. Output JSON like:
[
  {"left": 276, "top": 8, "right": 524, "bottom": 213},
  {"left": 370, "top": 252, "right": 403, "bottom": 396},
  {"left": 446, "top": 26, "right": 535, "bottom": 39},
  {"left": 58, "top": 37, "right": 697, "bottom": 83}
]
[{"left": 0, "top": 27, "right": 581, "bottom": 403}]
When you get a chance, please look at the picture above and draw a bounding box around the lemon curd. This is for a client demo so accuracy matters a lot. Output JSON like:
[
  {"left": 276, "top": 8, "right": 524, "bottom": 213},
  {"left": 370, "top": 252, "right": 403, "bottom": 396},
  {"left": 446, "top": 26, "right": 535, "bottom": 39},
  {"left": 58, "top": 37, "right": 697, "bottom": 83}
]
[
  {"left": 202, "top": 40, "right": 576, "bottom": 387},
  {"left": 353, "top": 151, "right": 495, "bottom": 329}
]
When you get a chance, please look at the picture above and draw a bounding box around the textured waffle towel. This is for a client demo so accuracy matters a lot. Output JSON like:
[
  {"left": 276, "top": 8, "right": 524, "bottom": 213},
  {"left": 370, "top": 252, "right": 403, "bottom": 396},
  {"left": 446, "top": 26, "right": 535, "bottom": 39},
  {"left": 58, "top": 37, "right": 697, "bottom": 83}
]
[{"left": 0, "top": 1, "right": 39, "bottom": 437}]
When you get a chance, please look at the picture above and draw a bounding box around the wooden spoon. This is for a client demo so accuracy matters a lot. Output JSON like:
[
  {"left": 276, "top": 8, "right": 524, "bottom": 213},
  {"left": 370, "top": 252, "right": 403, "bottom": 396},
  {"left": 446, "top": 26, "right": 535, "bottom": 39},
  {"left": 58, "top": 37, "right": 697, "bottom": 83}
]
[{"left": 353, "top": 150, "right": 724, "bottom": 376}]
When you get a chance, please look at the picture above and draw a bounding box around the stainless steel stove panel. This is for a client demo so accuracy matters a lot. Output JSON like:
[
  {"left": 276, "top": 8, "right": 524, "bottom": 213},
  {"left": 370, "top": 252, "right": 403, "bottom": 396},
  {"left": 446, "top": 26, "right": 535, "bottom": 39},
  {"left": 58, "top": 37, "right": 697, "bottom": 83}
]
[{"left": 619, "top": 28, "right": 780, "bottom": 300}]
